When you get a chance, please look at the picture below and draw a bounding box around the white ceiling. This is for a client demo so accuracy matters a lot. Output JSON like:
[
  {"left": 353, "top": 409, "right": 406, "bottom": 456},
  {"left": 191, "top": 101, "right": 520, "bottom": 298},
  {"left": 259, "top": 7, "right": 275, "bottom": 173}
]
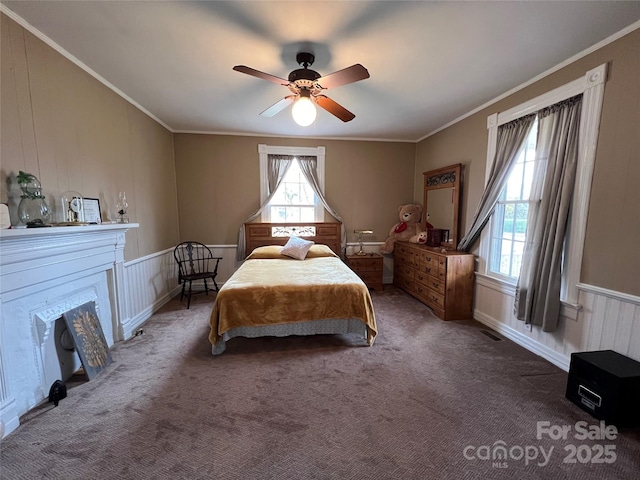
[{"left": 3, "top": 1, "right": 640, "bottom": 142}]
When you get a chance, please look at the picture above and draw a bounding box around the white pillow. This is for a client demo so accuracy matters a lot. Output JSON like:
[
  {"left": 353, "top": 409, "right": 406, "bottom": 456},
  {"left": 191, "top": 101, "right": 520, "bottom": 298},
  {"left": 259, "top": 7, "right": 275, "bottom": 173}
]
[{"left": 280, "top": 235, "right": 315, "bottom": 260}]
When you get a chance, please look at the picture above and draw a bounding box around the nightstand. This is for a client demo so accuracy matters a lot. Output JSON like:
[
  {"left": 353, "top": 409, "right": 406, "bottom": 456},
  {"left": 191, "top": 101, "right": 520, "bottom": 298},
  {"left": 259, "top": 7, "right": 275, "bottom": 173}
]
[{"left": 346, "top": 253, "right": 383, "bottom": 291}]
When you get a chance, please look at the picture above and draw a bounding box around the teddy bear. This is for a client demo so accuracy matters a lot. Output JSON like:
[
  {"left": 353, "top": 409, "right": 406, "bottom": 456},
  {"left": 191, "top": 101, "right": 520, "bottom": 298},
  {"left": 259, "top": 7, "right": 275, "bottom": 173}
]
[
  {"left": 379, "top": 204, "right": 424, "bottom": 254},
  {"left": 409, "top": 231, "right": 428, "bottom": 245}
]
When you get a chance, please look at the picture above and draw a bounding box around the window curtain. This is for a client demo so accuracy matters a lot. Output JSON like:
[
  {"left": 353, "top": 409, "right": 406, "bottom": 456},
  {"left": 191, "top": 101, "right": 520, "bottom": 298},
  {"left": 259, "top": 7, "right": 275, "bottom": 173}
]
[
  {"left": 297, "top": 156, "right": 348, "bottom": 257},
  {"left": 236, "top": 155, "right": 293, "bottom": 260},
  {"left": 457, "top": 114, "right": 536, "bottom": 252},
  {"left": 515, "top": 96, "right": 582, "bottom": 332}
]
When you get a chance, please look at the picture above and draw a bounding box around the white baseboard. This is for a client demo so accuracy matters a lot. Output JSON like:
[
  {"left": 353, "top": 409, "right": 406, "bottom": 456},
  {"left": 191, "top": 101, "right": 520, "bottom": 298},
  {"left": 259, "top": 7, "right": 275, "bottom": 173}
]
[
  {"left": 121, "top": 285, "right": 181, "bottom": 339},
  {"left": 473, "top": 310, "right": 571, "bottom": 372},
  {"left": 0, "top": 398, "right": 20, "bottom": 439}
]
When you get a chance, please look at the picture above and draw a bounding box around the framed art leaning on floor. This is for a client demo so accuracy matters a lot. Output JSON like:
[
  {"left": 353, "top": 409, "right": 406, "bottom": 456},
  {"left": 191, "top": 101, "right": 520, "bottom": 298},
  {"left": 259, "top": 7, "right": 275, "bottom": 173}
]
[{"left": 62, "top": 301, "right": 112, "bottom": 379}]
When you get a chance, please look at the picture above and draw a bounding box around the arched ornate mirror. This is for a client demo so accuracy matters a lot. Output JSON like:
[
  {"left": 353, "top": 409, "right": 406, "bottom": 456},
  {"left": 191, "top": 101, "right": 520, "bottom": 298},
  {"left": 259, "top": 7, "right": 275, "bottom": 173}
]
[{"left": 423, "top": 163, "right": 462, "bottom": 249}]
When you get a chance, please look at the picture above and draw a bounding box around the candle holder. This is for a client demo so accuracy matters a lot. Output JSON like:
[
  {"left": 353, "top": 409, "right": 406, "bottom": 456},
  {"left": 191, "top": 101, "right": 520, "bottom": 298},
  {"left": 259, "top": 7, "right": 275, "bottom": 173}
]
[{"left": 116, "top": 191, "right": 129, "bottom": 223}]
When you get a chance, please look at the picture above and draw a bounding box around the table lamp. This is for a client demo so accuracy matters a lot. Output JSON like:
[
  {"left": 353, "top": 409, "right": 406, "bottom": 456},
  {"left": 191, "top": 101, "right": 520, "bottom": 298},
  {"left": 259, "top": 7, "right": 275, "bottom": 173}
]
[{"left": 354, "top": 229, "right": 373, "bottom": 256}]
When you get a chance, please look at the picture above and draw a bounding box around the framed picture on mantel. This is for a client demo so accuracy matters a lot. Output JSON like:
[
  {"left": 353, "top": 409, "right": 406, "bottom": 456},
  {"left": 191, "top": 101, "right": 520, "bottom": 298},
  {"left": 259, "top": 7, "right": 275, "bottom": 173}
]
[{"left": 83, "top": 198, "right": 101, "bottom": 224}]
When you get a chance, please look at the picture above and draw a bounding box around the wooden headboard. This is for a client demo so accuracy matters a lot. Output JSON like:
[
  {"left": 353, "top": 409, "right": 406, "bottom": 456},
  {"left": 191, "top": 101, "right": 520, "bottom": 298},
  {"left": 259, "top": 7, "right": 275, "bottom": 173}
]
[{"left": 245, "top": 223, "right": 342, "bottom": 256}]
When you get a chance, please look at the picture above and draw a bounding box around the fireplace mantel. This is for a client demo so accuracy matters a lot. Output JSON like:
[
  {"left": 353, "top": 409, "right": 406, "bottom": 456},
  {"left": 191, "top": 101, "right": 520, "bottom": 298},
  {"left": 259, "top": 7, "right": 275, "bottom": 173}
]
[{"left": 0, "top": 223, "right": 138, "bottom": 437}]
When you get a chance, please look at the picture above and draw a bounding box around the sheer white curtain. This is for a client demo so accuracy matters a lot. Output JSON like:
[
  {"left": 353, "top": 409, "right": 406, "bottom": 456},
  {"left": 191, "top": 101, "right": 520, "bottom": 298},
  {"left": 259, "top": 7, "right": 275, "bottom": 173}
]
[
  {"left": 458, "top": 115, "right": 536, "bottom": 251},
  {"left": 297, "top": 156, "right": 347, "bottom": 256},
  {"left": 236, "top": 155, "right": 293, "bottom": 260},
  {"left": 515, "top": 96, "right": 582, "bottom": 332}
]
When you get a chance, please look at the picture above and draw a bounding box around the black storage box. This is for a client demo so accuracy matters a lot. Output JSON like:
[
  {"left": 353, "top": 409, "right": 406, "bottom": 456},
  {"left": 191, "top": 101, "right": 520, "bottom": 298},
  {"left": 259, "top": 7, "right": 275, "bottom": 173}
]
[{"left": 566, "top": 350, "right": 640, "bottom": 427}]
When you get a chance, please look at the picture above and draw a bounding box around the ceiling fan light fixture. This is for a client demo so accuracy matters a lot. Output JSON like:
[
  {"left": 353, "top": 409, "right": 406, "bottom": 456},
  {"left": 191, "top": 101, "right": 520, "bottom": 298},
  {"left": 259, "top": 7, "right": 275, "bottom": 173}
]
[
  {"left": 234, "top": 53, "right": 369, "bottom": 124},
  {"left": 291, "top": 90, "right": 316, "bottom": 126}
]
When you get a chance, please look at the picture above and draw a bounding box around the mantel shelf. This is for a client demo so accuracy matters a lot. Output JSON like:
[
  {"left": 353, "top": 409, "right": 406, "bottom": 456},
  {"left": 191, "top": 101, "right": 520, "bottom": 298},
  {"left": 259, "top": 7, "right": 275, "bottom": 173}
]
[{"left": 0, "top": 223, "right": 139, "bottom": 241}]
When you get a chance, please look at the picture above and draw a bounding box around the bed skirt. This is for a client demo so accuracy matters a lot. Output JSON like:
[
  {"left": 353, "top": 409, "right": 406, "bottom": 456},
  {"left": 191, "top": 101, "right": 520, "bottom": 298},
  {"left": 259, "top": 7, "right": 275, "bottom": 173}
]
[{"left": 211, "top": 318, "right": 369, "bottom": 355}]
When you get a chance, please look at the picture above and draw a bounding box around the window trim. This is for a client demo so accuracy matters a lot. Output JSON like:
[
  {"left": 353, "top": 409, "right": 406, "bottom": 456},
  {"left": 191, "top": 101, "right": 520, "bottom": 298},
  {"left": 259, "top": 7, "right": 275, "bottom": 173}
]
[
  {"left": 479, "top": 63, "right": 607, "bottom": 305},
  {"left": 258, "top": 144, "right": 325, "bottom": 222}
]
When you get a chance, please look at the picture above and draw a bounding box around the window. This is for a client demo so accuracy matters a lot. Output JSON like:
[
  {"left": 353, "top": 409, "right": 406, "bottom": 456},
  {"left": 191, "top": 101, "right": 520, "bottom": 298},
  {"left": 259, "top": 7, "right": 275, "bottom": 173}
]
[
  {"left": 258, "top": 144, "right": 325, "bottom": 223},
  {"left": 480, "top": 63, "right": 607, "bottom": 305},
  {"left": 489, "top": 119, "right": 538, "bottom": 280},
  {"left": 268, "top": 159, "right": 316, "bottom": 222}
]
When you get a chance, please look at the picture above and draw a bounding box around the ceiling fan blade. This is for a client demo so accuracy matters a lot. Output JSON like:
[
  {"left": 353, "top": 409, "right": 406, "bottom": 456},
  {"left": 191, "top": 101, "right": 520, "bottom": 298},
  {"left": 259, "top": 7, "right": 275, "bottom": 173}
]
[
  {"left": 315, "top": 95, "right": 356, "bottom": 122},
  {"left": 260, "top": 96, "right": 296, "bottom": 117},
  {"left": 233, "top": 65, "right": 289, "bottom": 86},
  {"left": 316, "top": 64, "right": 370, "bottom": 90}
]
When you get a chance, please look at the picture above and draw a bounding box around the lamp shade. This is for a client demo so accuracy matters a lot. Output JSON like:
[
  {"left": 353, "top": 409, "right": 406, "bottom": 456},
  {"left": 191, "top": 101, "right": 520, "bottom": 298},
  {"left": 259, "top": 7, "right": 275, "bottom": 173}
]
[{"left": 292, "top": 92, "right": 316, "bottom": 126}]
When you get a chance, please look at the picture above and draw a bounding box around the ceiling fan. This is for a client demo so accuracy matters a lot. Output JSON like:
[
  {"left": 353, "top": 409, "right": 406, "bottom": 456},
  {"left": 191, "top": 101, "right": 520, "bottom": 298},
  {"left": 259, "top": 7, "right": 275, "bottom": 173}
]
[{"left": 233, "top": 52, "right": 370, "bottom": 126}]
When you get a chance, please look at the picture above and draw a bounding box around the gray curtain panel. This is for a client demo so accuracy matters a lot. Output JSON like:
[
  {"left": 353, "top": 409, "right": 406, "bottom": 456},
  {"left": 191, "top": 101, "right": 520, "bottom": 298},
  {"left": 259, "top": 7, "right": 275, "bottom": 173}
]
[
  {"left": 297, "top": 156, "right": 347, "bottom": 257},
  {"left": 515, "top": 96, "right": 582, "bottom": 332},
  {"left": 236, "top": 155, "right": 293, "bottom": 260},
  {"left": 457, "top": 114, "right": 536, "bottom": 252}
]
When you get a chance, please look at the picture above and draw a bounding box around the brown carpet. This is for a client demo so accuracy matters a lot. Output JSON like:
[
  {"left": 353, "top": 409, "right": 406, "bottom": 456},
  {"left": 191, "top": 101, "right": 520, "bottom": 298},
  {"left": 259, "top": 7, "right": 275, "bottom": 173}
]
[{"left": 1, "top": 287, "right": 638, "bottom": 479}]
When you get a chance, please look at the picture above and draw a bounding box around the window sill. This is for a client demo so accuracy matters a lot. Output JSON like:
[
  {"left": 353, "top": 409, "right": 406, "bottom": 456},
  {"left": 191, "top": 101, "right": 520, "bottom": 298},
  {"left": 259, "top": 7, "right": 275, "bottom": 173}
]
[{"left": 475, "top": 272, "right": 581, "bottom": 321}]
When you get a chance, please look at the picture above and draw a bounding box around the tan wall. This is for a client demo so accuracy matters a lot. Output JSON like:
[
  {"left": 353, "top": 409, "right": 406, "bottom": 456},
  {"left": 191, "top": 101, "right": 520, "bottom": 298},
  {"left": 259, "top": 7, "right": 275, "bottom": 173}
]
[
  {"left": 0, "top": 14, "right": 179, "bottom": 259},
  {"left": 173, "top": 135, "right": 416, "bottom": 245},
  {"left": 416, "top": 28, "right": 640, "bottom": 296}
]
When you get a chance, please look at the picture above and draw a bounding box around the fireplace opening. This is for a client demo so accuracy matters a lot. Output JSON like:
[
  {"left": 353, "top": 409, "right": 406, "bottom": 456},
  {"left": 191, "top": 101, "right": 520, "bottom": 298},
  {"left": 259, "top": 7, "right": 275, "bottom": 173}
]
[{"left": 54, "top": 319, "right": 82, "bottom": 382}]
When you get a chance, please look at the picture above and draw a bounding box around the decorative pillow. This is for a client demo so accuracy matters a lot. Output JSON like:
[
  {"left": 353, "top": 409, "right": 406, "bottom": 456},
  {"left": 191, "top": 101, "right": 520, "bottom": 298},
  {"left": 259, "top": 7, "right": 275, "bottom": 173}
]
[{"left": 280, "top": 235, "right": 315, "bottom": 260}]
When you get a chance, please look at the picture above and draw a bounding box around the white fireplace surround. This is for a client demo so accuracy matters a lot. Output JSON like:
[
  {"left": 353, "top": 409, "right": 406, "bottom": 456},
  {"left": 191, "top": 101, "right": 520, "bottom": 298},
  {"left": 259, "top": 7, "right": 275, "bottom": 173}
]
[{"left": 0, "top": 224, "right": 137, "bottom": 437}]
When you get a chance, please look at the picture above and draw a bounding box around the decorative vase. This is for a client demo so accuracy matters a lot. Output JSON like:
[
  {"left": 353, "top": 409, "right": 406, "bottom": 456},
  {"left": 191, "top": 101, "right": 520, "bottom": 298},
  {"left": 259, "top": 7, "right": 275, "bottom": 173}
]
[{"left": 17, "top": 172, "right": 51, "bottom": 227}]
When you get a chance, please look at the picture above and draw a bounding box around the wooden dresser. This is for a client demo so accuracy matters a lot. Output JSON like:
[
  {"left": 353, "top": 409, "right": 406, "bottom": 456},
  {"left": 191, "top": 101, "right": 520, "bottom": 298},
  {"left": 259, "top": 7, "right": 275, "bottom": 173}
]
[
  {"left": 346, "top": 253, "right": 384, "bottom": 291},
  {"left": 393, "top": 241, "right": 474, "bottom": 320}
]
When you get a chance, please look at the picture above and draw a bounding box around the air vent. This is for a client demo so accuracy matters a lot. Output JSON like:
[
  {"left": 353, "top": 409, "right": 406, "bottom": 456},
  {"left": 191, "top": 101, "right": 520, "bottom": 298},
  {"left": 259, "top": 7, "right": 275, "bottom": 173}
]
[{"left": 480, "top": 330, "right": 502, "bottom": 341}]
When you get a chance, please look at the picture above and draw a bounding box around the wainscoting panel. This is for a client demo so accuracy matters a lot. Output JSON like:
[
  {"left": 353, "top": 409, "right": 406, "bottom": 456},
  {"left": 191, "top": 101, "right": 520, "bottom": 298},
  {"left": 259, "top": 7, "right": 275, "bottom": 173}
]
[
  {"left": 121, "top": 245, "right": 238, "bottom": 339},
  {"left": 474, "top": 274, "right": 640, "bottom": 371},
  {"left": 122, "top": 248, "right": 178, "bottom": 339},
  {"left": 579, "top": 284, "right": 640, "bottom": 361}
]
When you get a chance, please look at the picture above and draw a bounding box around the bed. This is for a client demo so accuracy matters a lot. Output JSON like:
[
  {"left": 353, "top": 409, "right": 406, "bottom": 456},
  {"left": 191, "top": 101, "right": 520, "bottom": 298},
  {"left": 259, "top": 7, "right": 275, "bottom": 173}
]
[{"left": 208, "top": 222, "right": 377, "bottom": 355}]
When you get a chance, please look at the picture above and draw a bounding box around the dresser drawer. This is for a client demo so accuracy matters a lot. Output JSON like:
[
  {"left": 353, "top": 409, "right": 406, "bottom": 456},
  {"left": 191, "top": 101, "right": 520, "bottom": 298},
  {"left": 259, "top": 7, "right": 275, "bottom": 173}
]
[
  {"left": 419, "top": 251, "right": 440, "bottom": 271},
  {"left": 416, "top": 263, "right": 438, "bottom": 277},
  {"left": 395, "top": 251, "right": 413, "bottom": 267},
  {"left": 425, "top": 288, "right": 445, "bottom": 310},
  {"left": 415, "top": 282, "right": 445, "bottom": 308},
  {"left": 395, "top": 263, "right": 414, "bottom": 279},
  {"left": 414, "top": 271, "right": 429, "bottom": 287},
  {"left": 395, "top": 274, "right": 414, "bottom": 291},
  {"left": 415, "top": 272, "right": 445, "bottom": 295}
]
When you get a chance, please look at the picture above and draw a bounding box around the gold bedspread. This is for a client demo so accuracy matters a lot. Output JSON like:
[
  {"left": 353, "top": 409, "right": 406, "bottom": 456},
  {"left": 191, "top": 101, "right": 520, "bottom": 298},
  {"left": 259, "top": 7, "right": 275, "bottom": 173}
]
[{"left": 208, "top": 257, "right": 377, "bottom": 347}]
